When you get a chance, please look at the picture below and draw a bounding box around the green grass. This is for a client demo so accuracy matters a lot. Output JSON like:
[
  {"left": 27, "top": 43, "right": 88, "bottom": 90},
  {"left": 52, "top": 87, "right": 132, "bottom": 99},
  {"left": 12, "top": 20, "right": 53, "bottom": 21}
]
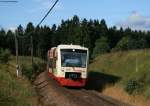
[
  {"left": 89, "top": 49, "right": 150, "bottom": 99},
  {"left": 0, "top": 56, "right": 41, "bottom": 106}
]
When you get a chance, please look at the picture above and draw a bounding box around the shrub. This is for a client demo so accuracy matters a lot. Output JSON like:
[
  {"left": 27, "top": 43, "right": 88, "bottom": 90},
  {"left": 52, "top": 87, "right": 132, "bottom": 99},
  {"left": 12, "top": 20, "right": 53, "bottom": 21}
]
[
  {"left": 0, "top": 87, "right": 17, "bottom": 106},
  {"left": 144, "top": 87, "right": 150, "bottom": 99},
  {"left": 0, "top": 49, "right": 11, "bottom": 64},
  {"left": 0, "top": 68, "right": 32, "bottom": 106},
  {"left": 33, "top": 62, "right": 45, "bottom": 75},
  {"left": 21, "top": 61, "right": 45, "bottom": 81},
  {"left": 92, "top": 37, "right": 110, "bottom": 58},
  {"left": 125, "top": 80, "right": 143, "bottom": 95},
  {"left": 21, "top": 65, "right": 34, "bottom": 81}
]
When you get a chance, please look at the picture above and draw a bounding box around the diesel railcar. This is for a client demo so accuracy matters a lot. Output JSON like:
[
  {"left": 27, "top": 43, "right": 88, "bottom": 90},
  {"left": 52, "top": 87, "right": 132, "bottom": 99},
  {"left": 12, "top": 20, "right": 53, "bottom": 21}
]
[{"left": 47, "top": 45, "right": 89, "bottom": 87}]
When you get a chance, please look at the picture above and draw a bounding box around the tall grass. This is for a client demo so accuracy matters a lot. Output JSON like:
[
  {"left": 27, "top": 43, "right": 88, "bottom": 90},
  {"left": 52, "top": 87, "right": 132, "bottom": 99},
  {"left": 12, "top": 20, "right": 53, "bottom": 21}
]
[
  {"left": 19, "top": 56, "right": 46, "bottom": 81},
  {"left": 0, "top": 57, "right": 40, "bottom": 106},
  {"left": 89, "top": 49, "right": 150, "bottom": 99}
]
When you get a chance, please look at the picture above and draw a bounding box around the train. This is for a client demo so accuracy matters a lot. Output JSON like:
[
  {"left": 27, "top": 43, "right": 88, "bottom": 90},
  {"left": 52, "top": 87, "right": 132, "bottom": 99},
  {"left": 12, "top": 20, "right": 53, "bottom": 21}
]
[{"left": 47, "top": 44, "right": 89, "bottom": 87}]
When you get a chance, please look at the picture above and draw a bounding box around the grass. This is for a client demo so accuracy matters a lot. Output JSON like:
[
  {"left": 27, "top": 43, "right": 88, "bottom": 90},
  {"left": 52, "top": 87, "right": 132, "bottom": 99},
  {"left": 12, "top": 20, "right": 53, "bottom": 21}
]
[
  {"left": 0, "top": 56, "right": 42, "bottom": 106},
  {"left": 89, "top": 49, "right": 150, "bottom": 99}
]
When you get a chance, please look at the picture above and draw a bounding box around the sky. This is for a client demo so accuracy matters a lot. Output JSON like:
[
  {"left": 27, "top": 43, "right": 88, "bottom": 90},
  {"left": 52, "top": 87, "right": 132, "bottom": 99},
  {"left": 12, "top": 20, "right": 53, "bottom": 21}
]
[{"left": 0, "top": 0, "right": 150, "bottom": 31}]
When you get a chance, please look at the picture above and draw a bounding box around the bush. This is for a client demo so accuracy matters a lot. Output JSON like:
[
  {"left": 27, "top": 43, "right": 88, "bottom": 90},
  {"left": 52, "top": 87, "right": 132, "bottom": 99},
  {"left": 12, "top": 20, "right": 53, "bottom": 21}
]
[
  {"left": 114, "top": 36, "right": 148, "bottom": 51},
  {"left": 0, "top": 49, "right": 11, "bottom": 64},
  {"left": 144, "top": 87, "right": 150, "bottom": 99},
  {"left": 21, "top": 61, "right": 45, "bottom": 81},
  {"left": 125, "top": 80, "right": 143, "bottom": 95},
  {"left": 33, "top": 62, "right": 45, "bottom": 75},
  {"left": 92, "top": 37, "right": 110, "bottom": 58},
  {"left": 0, "top": 68, "right": 32, "bottom": 106},
  {"left": 0, "top": 87, "right": 17, "bottom": 106},
  {"left": 21, "top": 65, "right": 34, "bottom": 81}
]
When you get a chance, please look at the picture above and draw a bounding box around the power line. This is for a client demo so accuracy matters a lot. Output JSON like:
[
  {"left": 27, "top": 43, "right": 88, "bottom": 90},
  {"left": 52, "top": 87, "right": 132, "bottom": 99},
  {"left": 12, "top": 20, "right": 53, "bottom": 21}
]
[
  {"left": 0, "top": 0, "right": 18, "bottom": 3},
  {"left": 37, "top": 0, "right": 59, "bottom": 26}
]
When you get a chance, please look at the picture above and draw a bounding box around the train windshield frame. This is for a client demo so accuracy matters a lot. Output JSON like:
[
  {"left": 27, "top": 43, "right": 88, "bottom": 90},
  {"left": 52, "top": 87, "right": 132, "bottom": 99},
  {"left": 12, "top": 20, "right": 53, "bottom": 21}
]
[{"left": 60, "top": 49, "right": 87, "bottom": 68}]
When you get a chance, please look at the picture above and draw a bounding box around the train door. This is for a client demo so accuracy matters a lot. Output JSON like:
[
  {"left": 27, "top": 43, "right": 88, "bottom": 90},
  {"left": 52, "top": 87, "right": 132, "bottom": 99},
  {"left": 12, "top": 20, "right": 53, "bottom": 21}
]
[{"left": 51, "top": 48, "right": 57, "bottom": 76}]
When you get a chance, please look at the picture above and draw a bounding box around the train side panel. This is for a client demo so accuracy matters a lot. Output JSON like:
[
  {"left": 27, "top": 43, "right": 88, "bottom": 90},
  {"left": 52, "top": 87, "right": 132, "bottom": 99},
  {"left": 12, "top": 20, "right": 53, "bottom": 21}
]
[{"left": 47, "top": 45, "right": 88, "bottom": 87}]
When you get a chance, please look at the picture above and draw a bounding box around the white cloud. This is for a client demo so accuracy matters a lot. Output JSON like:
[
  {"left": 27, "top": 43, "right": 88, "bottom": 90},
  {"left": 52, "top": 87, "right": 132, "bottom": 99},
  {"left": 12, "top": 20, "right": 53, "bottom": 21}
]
[
  {"left": 116, "top": 11, "right": 150, "bottom": 31},
  {"left": 7, "top": 26, "right": 17, "bottom": 32},
  {"left": 0, "top": 25, "right": 14, "bottom": 32}
]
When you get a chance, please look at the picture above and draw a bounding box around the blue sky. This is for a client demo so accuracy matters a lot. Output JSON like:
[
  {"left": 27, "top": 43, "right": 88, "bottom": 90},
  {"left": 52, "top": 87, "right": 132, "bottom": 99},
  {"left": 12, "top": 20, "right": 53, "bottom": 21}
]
[{"left": 0, "top": 0, "right": 150, "bottom": 31}]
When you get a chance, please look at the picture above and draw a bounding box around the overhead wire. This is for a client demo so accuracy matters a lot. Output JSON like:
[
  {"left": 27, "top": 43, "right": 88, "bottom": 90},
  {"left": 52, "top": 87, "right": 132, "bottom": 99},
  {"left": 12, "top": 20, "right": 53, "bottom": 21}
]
[
  {"left": 0, "top": 0, "right": 18, "bottom": 3},
  {"left": 14, "top": 0, "right": 59, "bottom": 66},
  {"left": 37, "top": 0, "right": 59, "bottom": 26}
]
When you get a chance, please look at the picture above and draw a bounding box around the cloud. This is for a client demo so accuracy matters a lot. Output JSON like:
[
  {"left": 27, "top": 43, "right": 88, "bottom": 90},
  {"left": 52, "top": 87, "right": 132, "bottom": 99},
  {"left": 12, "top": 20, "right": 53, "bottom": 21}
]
[
  {"left": 116, "top": 11, "right": 150, "bottom": 31},
  {"left": 6, "top": 26, "right": 17, "bottom": 32}
]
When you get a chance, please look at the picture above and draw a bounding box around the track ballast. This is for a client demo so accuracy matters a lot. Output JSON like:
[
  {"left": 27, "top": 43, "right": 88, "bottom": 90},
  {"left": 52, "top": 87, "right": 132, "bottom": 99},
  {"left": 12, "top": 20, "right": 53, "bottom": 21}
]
[{"left": 34, "top": 72, "right": 131, "bottom": 106}]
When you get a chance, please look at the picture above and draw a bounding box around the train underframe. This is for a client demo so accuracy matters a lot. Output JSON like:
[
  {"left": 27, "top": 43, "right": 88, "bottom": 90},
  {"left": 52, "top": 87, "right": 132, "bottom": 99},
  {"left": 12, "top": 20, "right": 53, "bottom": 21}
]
[{"left": 48, "top": 71, "right": 86, "bottom": 87}]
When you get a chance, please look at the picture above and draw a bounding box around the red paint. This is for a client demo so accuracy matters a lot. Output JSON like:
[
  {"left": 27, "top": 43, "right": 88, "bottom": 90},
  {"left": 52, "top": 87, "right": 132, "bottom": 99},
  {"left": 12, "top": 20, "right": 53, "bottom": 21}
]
[{"left": 48, "top": 71, "right": 86, "bottom": 87}]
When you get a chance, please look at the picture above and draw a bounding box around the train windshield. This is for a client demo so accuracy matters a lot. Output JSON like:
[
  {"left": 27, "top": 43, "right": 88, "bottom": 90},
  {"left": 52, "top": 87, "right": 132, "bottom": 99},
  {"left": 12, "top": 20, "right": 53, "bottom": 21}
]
[{"left": 61, "top": 49, "right": 87, "bottom": 68}]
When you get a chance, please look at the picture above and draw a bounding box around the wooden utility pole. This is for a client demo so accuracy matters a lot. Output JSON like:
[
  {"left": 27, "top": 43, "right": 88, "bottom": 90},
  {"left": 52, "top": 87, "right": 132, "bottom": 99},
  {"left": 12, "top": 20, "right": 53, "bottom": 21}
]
[
  {"left": 15, "top": 34, "right": 19, "bottom": 77},
  {"left": 31, "top": 36, "right": 33, "bottom": 67}
]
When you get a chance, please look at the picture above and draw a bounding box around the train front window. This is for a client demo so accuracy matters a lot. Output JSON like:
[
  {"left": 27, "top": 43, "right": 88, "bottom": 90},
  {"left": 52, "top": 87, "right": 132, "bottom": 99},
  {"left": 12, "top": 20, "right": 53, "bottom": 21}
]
[{"left": 61, "top": 49, "right": 87, "bottom": 68}]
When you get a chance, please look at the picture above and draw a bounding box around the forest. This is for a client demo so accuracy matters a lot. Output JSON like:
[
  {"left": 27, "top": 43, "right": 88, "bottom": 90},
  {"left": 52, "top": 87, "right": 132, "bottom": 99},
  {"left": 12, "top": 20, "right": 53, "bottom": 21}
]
[{"left": 0, "top": 15, "right": 150, "bottom": 59}]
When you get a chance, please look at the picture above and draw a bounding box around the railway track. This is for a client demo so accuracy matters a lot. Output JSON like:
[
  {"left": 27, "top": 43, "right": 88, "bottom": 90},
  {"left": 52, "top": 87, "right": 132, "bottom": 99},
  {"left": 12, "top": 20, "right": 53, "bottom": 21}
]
[{"left": 34, "top": 72, "right": 131, "bottom": 106}]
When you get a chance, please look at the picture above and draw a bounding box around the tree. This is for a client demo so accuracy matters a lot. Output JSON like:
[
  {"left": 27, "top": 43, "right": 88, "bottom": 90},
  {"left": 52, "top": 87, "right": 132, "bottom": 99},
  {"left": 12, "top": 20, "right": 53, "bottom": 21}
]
[
  {"left": 0, "top": 15, "right": 150, "bottom": 60},
  {"left": 71, "top": 15, "right": 81, "bottom": 45},
  {"left": 108, "top": 26, "right": 123, "bottom": 49},
  {"left": 99, "top": 19, "right": 108, "bottom": 37},
  {"left": 24, "top": 22, "right": 35, "bottom": 56},
  {"left": 0, "top": 29, "right": 6, "bottom": 49},
  {"left": 81, "top": 19, "right": 92, "bottom": 52},
  {"left": 114, "top": 36, "right": 148, "bottom": 51},
  {"left": 25, "top": 22, "right": 34, "bottom": 33},
  {"left": 17, "top": 25, "right": 24, "bottom": 36},
  {"left": 92, "top": 36, "right": 110, "bottom": 58},
  {"left": 0, "top": 49, "right": 11, "bottom": 64},
  {"left": 114, "top": 36, "right": 130, "bottom": 51},
  {"left": 6, "top": 30, "right": 15, "bottom": 54}
]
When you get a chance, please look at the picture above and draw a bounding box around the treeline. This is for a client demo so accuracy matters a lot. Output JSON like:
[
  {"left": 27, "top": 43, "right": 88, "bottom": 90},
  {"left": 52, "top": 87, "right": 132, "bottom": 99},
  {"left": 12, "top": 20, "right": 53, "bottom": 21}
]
[{"left": 1, "top": 15, "right": 150, "bottom": 59}]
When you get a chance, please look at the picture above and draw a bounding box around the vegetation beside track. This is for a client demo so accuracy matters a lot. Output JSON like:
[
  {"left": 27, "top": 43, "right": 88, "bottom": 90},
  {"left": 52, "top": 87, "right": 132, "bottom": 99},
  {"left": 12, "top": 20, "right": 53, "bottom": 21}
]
[
  {"left": 0, "top": 51, "right": 44, "bottom": 105},
  {"left": 89, "top": 49, "right": 150, "bottom": 99}
]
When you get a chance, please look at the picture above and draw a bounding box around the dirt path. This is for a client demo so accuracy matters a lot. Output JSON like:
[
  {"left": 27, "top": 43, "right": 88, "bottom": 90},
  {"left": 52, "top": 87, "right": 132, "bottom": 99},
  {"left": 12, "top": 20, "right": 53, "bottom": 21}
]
[{"left": 34, "top": 72, "right": 131, "bottom": 106}]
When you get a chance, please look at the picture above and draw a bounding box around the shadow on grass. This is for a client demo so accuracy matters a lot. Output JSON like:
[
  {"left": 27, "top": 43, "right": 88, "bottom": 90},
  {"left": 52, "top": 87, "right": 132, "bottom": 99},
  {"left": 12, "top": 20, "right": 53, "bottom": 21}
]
[{"left": 85, "top": 71, "right": 121, "bottom": 92}]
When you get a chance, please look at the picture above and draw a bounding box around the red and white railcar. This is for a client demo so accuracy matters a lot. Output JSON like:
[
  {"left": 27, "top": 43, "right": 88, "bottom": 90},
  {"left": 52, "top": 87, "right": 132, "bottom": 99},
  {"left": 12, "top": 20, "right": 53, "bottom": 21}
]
[{"left": 47, "top": 45, "right": 89, "bottom": 87}]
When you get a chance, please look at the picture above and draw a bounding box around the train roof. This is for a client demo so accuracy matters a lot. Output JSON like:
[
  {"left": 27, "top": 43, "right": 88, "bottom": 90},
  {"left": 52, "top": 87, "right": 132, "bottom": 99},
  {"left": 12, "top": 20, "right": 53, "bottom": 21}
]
[{"left": 57, "top": 44, "right": 88, "bottom": 50}]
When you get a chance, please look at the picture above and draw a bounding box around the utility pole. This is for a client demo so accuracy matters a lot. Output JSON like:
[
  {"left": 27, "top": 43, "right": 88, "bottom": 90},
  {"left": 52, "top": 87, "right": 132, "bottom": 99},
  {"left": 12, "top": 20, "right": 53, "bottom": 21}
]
[
  {"left": 15, "top": 34, "right": 19, "bottom": 77},
  {"left": 31, "top": 36, "right": 33, "bottom": 67},
  {"left": 136, "top": 57, "right": 138, "bottom": 72}
]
